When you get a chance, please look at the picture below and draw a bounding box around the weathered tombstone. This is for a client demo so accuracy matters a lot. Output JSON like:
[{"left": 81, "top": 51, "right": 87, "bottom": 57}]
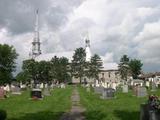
[
  {"left": 94, "top": 87, "right": 103, "bottom": 94},
  {"left": 140, "top": 103, "right": 160, "bottom": 120},
  {"left": 43, "top": 88, "right": 51, "bottom": 96},
  {"left": 122, "top": 85, "right": 128, "bottom": 93},
  {"left": 137, "top": 86, "right": 147, "bottom": 97},
  {"left": 31, "top": 89, "right": 42, "bottom": 99},
  {"left": 151, "top": 82, "right": 156, "bottom": 91},
  {"left": 11, "top": 86, "right": 21, "bottom": 95},
  {"left": 0, "top": 88, "right": 6, "bottom": 99},
  {"left": 86, "top": 87, "right": 90, "bottom": 92},
  {"left": 100, "top": 88, "right": 115, "bottom": 99}
]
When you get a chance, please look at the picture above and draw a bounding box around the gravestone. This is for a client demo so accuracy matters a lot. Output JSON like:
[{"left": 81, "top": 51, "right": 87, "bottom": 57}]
[
  {"left": 151, "top": 82, "right": 156, "bottom": 91},
  {"left": 140, "top": 103, "right": 160, "bottom": 120},
  {"left": 31, "top": 89, "right": 42, "bottom": 99},
  {"left": 100, "top": 88, "right": 115, "bottom": 99},
  {"left": 122, "top": 85, "right": 128, "bottom": 93},
  {"left": 43, "top": 88, "right": 51, "bottom": 96},
  {"left": 94, "top": 87, "right": 103, "bottom": 94},
  {"left": 0, "top": 88, "right": 5, "bottom": 99},
  {"left": 86, "top": 87, "right": 90, "bottom": 92},
  {"left": 11, "top": 86, "right": 21, "bottom": 95},
  {"left": 60, "top": 83, "right": 66, "bottom": 88},
  {"left": 137, "top": 86, "right": 147, "bottom": 97}
]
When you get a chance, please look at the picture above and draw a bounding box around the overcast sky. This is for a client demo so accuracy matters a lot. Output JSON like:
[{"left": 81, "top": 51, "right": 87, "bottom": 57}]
[{"left": 0, "top": 0, "right": 160, "bottom": 73}]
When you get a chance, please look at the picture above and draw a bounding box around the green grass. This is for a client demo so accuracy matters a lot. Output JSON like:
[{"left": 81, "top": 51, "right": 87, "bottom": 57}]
[
  {"left": 79, "top": 87, "right": 160, "bottom": 120},
  {"left": 0, "top": 86, "right": 73, "bottom": 120}
]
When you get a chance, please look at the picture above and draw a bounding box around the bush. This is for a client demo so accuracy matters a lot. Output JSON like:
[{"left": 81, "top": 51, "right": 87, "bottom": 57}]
[{"left": 0, "top": 109, "right": 7, "bottom": 120}]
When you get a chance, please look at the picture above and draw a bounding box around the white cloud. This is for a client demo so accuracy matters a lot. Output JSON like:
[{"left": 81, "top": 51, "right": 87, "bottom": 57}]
[{"left": 1, "top": 0, "right": 160, "bottom": 72}]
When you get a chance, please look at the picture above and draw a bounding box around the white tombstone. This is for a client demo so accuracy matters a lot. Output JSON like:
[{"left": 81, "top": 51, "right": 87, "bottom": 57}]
[
  {"left": 146, "top": 81, "right": 150, "bottom": 88},
  {"left": 4, "top": 84, "right": 10, "bottom": 92},
  {"left": 122, "top": 85, "right": 128, "bottom": 93},
  {"left": 60, "top": 83, "right": 66, "bottom": 88},
  {"left": 112, "top": 83, "right": 117, "bottom": 90},
  {"left": 40, "top": 83, "right": 44, "bottom": 89},
  {"left": 95, "top": 80, "right": 99, "bottom": 87}
]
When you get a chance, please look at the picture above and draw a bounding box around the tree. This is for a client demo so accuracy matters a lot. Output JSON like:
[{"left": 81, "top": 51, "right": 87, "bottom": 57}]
[
  {"left": 0, "top": 44, "right": 18, "bottom": 84},
  {"left": 37, "top": 61, "right": 52, "bottom": 83},
  {"left": 129, "top": 59, "right": 143, "bottom": 79},
  {"left": 118, "top": 55, "right": 130, "bottom": 81},
  {"left": 50, "top": 56, "right": 70, "bottom": 83},
  {"left": 22, "top": 59, "right": 39, "bottom": 82},
  {"left": 16, "top": 71, "right": 30, "bottom": 83},
  {"left": 71, "top": 47, "right": 86, "bottom": 83},
  {"left": 87, "top": 54, "right": 103, "bottom": 80}
]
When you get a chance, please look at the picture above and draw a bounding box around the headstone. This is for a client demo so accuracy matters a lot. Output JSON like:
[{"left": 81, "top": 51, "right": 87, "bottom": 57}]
[
  {"left": 94, "top": 87, "right": 103, "bottom": 94},
  {"left": 0, "top": 88, "right": 5, "bottom": 99},
  {"left": 151, "top": 82, "right": 156, "bottom": 91},
  {"left": 11, "top": 86, "right": 21, "bottom": 95},
  {"left": 122, "top": 85, "right": 128, "bottom": 93},
  {"left": 31, "top": 89, "right": 42, "bottom": 99},
  {"left": 112, "top": 82, "right": 117, "bottom": 90},
  {"left": 4, "top": 84, "right": 10, "bottom": 92},
  {"left": 43, "top": 88, "right": 51, "bottom": 96},
  {"left": 137, "top": 86, "right": 147, "bottom": 97},
  {"left": 86, "top": 87, "right": 90, "bottom": 92},
  {"left": 100, "top": 88, "right": 115, "bottom": 99},
  {"left": 146, "top": 81, "right": 150, "bottom": 88},
  {"left": 140, "top": 103, "right": 160, "bottom": 120},
  {"left": 60, "top": 83, "right": 66, "bottom": 88},
  {"left": 40, "top": 83, "right": 44, "bottom": 89},
  {"left": 95, "top": 80, "right": 99, "bottom": 87}
]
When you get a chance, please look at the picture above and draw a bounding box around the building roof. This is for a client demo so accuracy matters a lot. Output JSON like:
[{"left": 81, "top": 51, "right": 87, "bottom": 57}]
[{"left": 35, "top": 51, "right": 74, "bottom": 62}]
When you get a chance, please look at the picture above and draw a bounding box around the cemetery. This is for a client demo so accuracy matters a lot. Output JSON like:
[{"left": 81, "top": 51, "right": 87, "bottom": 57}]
[{"left": 0, "top": 1, "right": 160, "bottom": 120}]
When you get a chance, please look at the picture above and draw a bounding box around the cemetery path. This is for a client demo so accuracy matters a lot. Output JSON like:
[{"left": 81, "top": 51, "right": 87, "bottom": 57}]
[{"left": 60, "top": 86, "right": 85, "bottom": 120}]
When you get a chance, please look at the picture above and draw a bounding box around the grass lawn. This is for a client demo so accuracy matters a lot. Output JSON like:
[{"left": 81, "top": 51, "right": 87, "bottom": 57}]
[
  {"left": 0, "top": 86, "right": 73, "bottom": 120},
  {"left": 79, "top": 86, "right": 160, "bottom": 120}
]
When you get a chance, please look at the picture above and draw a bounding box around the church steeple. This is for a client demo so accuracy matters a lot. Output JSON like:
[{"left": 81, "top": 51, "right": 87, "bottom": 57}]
[
  {"left": 85, "top": 33, "right": 91, "bottom": 62},
  {"left": 30, "top": 9, "right": 41, "bottom": 59}
]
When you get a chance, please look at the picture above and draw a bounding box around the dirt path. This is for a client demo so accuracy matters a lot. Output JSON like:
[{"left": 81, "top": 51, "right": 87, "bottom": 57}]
[{"left": 60, "top": 86, "right": 85, "bottom": 120}]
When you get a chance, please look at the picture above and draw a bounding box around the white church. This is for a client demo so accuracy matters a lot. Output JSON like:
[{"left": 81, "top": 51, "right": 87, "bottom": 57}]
[{"left": 30, "top": 10, "right": 120, "bottom": 86}]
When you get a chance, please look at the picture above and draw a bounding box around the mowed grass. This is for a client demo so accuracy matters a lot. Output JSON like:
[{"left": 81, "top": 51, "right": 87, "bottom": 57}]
[
  {"left": 79, "top": 86, "right": 160, "bottom": 120},
  {"left": 0, "top": 86, "right": 73, "bottom": 120}
]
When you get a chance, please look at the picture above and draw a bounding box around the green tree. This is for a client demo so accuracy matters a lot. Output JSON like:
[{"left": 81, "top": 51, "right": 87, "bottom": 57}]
[
  {"left": 22, "top": 59, "right": 39, "bottom": 82},
  {"left": 0, "top": 44, "right": 18, "bottom": 84},
  {"left": 50, "top": 56, "right": 70, "bottom": 83},
  {"left": 87, "top": 54, "right": 103, "bottom": 80},
  {"left": 37, "top": 61, "right": 52, "bottom": 83},
  {"left": 71, "top": 47, "right": 86, "bottom": 83},
  {"left": 16, "top": 71, "right": 30, "bottom": 83},
  {"left": 129, "top": 59, "right": 143, "bottom": 79},
  {"left": 118, "top": 55, "right": 130, "bottom": 81}
]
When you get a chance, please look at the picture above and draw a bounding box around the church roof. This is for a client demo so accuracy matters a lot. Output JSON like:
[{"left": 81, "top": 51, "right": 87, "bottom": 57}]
[{"left": 35, "top": 51, "right": 74, "bottom": 62}]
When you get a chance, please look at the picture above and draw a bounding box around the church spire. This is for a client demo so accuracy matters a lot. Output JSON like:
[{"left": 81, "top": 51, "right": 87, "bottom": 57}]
[
  {"left": 85, "top": 33, "right": 91, "bottom": 62},
  {"left": 30, "top": 9, "right": 41, "bottom": 59}
]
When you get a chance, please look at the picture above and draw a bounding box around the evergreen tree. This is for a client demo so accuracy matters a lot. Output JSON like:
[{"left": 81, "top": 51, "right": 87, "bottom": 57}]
[
  {"left": 129, "top": 59, "right": 143, "bottom": 79},
  {"left": 118, "top": 55, "right": 130, "bottom": 81},
  {"left": 87, "top": 54, "right": 103, "bottom": 80},
  {"left": 71, "top": 47, "right": 86, "bottom": 83}
]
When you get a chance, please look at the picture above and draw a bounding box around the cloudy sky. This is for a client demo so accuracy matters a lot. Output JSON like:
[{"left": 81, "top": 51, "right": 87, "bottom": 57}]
[{"left": 0, "top": 0, "right": 160, "bottom": 73}]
